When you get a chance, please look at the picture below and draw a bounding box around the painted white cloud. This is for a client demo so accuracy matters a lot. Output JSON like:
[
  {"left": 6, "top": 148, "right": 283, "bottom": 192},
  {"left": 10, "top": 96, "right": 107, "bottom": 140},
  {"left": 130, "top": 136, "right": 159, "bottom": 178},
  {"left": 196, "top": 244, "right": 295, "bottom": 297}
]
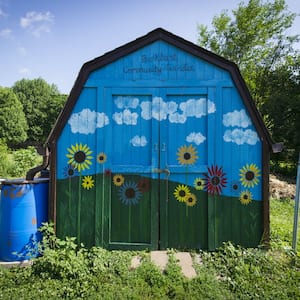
[
  {"left": 169, "top": 112, "right": 186, "bottom": 124},
  {"left": 20, "top": 11, "right": 54, "bottom": 37},
  {"left": 140, "top": 97, "right": 178, "bottom": 122},
  {"left": 223, "top": 109, "right": 251, "bottom": 128},
  {"left": 151, "top": 97, "right": 170, "bottom": 121},
  {"left": 130, "top": 135, "right": 147, "bottom": 147},
  {"left": 140, "top": 101, "right": 152, "bottom": 120},
  {"left": 179, "top": 98, "right": 216, "bottom": 118},
  {"left": 208, "top": 100, "right": 216, "bottom": 114},
  {"left": 113, "top": 109, "right": 138, "bottom": 125},
  {"left": 223, "top": 129, "right": 259, "bottom": 145},
  {"left": 186, "top": 132, "right": 206, "bottom": 145},
  {"left": 114, "top": 96, "right": 139, "bottom": 109},
  {"left": 68, "top": 108, "right": 109, "bottom": 134},
  {"left": 140, "top": 97, "right": 214, "bottom": 124}
]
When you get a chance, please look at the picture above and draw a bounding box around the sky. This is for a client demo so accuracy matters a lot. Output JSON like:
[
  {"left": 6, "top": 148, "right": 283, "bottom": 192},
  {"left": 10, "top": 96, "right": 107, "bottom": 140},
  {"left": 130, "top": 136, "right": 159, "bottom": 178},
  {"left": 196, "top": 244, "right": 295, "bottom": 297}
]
[{"left": 0, "top": 0, "right": 299, "bottom": 94}]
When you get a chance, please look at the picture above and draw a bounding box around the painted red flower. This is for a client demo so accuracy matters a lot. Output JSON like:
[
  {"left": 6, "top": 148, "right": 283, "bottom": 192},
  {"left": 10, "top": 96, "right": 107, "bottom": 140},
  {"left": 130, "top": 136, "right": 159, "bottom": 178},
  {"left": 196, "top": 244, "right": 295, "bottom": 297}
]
[
  {"left": 205, "top": 165, "right": 227, "bottom": 195},
  {"left": 137, "top": 178, "right": 150, "bottom": 193}
]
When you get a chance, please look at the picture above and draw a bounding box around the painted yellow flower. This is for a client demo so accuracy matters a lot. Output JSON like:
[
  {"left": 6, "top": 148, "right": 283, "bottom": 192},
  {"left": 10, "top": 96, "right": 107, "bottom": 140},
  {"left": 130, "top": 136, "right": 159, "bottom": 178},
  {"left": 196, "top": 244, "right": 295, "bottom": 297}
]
[
  {"left": 185, "top": 193, "right": 197, "bottom": 207},
  {"left": 66, "top": 143, "right": 93, "bottom": 172},
  {"left": 97, "top": 152, "right": 107, "bottom": 164},
  {"left": 176, "top": 144, "right": 198, "bottom": 165},
  {"left": 82, "top": 176, "right": 94, "bottom": 190},
  {"left": 113, "top": 174, "right": 125, "bottom": 186},
  {"left": 194, "top": 177, "right": 205, "bottom": 190},
  {"left": 239, "top": 163, "right": 261, "bottom": 188},
  {"left": 239, "top": 190, "right": 252, "bottom": 205},
  {"left": 174, "top": 184, "right": 191, "bottom": 202}
]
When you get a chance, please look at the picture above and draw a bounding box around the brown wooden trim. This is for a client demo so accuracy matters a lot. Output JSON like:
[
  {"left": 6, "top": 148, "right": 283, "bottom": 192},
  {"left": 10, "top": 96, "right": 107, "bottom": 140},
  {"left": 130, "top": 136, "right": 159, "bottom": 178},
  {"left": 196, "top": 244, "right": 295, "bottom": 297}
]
[
  {"left": 48, "top": 141, "right": 57, "bottom": 230},
  {"left": 262, "top": 139, "right": 270, "bottom": 246}
]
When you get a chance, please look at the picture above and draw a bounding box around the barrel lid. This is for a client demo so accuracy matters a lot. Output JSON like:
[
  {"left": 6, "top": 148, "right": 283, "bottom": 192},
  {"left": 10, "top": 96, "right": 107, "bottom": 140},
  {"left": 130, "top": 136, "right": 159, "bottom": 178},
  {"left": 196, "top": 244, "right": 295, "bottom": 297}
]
[{"left": 1, "top": 178, "right": 49, "bottom": 185}]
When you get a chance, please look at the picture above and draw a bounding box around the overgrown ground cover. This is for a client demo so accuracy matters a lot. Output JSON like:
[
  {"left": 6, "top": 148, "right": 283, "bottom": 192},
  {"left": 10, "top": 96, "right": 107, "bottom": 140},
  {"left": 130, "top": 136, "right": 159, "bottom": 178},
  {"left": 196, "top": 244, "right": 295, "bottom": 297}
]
[{"left": 0, "top": 198, "right": 299, "bottom": 299}]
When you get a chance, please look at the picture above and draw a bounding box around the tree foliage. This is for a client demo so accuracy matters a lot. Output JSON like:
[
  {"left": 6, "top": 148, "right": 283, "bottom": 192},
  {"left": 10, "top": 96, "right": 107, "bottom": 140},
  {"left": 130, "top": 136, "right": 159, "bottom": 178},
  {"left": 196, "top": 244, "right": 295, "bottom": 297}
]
[
  {"left": 12, "top": 78, "right": 67, "bottom": 144},
  {"left": 0, "top": 86, "right": 28, "bottom": 146},
  {"left": 197, "top": 0, "right": 300, "bottom": 165}
]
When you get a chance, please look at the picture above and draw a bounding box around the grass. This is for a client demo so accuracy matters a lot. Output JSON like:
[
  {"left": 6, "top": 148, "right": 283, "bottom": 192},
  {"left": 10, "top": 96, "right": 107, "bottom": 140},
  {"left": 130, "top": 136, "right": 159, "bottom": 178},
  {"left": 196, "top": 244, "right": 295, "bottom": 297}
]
[
  {"left": 270, "top": 197, "right": 299, "bottom": 252},
  {"left": 0, "top": 198, "right": 299, "bottom": 299}
]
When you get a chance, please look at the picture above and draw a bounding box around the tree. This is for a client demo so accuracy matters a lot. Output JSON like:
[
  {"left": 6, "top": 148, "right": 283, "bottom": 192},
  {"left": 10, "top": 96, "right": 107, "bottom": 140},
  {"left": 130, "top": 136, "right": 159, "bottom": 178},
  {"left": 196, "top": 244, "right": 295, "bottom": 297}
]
[
  {"left": 12, "top": 78, "right": 67, "bottom": 144},
  {"left": 0, "top": 87, "right": 28, "bottom": 146},
  {"left": 197, "top": 0, "right": 298, "bottom": 98},
  {"left": 259, "top": 57, "right": 300, "bottom": 163},
  {"left": 197, "top": 0, "right": 300, "bottom": 167}
]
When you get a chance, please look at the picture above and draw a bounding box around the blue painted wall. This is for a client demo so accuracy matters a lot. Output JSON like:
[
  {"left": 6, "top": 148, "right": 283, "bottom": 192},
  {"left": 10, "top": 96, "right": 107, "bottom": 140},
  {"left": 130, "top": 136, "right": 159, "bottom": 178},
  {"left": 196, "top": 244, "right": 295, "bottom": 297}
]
[{"left": 55, "top": 40, "right": 263, "bottom": 249}]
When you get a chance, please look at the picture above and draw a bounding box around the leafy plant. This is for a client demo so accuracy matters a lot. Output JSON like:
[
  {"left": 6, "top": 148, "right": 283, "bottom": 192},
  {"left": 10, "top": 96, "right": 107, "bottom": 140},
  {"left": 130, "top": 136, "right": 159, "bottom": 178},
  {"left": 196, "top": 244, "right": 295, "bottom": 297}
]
[{"left": 10, "top": 146, "right": 42, "bottom": 178}]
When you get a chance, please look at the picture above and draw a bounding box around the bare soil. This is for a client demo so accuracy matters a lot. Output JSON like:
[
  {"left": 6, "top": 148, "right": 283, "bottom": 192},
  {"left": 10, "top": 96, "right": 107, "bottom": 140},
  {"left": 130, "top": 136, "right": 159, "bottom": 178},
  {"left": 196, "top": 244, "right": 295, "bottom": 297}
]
[{"left": 269, "top": 174, "right": 296, "bottom": 200}]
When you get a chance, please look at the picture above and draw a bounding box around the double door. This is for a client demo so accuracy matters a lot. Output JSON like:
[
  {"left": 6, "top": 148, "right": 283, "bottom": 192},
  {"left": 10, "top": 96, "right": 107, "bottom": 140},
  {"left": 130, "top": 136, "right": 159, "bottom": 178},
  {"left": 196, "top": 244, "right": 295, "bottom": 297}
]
[{"left": 103, "top": 87, "right": 212, "bottom": 250}]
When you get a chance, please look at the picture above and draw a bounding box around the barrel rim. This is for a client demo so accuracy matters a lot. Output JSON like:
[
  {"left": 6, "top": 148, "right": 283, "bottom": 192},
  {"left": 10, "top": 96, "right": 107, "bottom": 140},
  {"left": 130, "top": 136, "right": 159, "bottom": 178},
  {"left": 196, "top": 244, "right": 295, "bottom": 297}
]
[{"left": 1, "top": 178, "right": 49, "bottom": 185}]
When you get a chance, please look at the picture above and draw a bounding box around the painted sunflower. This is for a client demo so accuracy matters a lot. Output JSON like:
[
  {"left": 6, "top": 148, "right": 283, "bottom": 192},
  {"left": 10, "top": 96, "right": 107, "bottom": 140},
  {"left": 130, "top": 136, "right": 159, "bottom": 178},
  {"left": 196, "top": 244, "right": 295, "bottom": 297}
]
[
  {"left": 176, "top": 144, "right": 198, "bottom": 165},
  {"left": 82, "top": 175, "right": 94, "bottom": 190},
  {"left": 97, "top": 152, "right": 107, "bottom": 164},
  {"left": 66, "top": 143, "right": 93, "bottom": 172},
  {"left": 174, "top": 184, "right": 191, "bottom": 202},
  {"left": 63, "top": 164, "right": 79, "bottom": 178},
  {"left": 113, "top": 174, "right": 125, "bottom": 186},
  {"left": 204, "top": 165, "right": 227, "bottom": 195},
  {"left": 185, "top": 193, "right": 197, "bottom": 207},
  {"left": 194, "top": 177, "right": 205, "bottom": 190},
  {"left": 118, "top": 181, "right": 142, "bottom": 205},
  {"left": 239, "top": 190, "right": 252, "bottom": 205},
  {"left": 239, "top": 163, "right": 261, "bottom": 188}
]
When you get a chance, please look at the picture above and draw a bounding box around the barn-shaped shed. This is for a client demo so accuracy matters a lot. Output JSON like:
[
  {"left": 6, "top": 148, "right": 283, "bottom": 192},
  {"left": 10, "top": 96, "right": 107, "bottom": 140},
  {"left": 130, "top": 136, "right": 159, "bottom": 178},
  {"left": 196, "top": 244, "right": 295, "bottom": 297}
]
[{"left": 47, "top": 28, "right": 279, "bottom": 251}]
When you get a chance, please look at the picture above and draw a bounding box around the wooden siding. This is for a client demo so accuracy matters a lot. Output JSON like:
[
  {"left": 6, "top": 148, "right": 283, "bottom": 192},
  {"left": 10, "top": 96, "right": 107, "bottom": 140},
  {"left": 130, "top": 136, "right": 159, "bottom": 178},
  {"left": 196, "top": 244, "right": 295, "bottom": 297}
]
[{"left": 49, "top": 29, "right": 271, "bottom": 250}]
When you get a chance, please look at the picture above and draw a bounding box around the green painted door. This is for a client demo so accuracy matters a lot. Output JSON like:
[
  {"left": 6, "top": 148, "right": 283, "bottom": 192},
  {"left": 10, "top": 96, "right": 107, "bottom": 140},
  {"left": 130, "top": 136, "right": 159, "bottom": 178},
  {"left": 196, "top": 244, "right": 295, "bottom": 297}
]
[
  {"left": 104, "top": 87, "right": 209, "bottom": 250},
  {"left": 159, "top": 88, "right": 209, "bottom": 250}
]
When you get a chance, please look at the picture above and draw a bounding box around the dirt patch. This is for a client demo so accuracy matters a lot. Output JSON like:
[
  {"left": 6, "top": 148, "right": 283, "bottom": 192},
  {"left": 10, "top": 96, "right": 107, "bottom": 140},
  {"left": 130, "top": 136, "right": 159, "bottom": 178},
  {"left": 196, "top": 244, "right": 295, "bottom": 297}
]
[{"left": 269, "top": 174, "right": 296, "bottom": 200}]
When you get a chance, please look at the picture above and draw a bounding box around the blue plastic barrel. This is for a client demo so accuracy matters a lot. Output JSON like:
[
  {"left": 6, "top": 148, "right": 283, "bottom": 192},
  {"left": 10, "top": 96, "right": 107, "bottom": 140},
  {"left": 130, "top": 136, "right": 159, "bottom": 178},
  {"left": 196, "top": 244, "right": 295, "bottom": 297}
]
[{"left": 0, "top": 178, "right": 49, "bottom": 262}]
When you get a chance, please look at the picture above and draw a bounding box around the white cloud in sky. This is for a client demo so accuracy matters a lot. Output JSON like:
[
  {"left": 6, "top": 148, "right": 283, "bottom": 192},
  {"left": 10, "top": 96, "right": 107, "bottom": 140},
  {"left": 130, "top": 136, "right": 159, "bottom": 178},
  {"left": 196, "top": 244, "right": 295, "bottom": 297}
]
[
  {"left": 223, "top": 129, "right": 259, "bottom": 145},
  {"left": 68, "top": 108, "right": 109, "bottom": 134},
  {"left": 18, "top": 67, "right": 31, "bottom": 75},
  {"left": 0, "top": 8, "right": 7, "bottom": 18},
  {"left": 114, "top": 96, "right": 139, "bottom": 109},
  {"left": 130, "top": 135, "right": 147, "bottom": 147},
  {"left": 186, "top": 132, "right": 206, "bottom": 145},
  {"left": 20, "top": 11, "right": 54, "bottom": 37},
  {"left": 113, "top": 109, "right": 138, "bottom": 125},
  {"left": 18, "top": 47, "right": 27, "bottom": 56},
  {"left": 0, "top": 28, "right": 12, "bottom": 38},
  {"left": 223, "top": 109, "right": 251, "bottom": 128}
]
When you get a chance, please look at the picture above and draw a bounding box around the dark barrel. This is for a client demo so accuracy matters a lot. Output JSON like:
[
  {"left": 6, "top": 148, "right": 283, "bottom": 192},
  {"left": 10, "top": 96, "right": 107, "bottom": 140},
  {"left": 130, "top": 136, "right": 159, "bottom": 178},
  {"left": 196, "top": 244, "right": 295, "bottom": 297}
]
[{"left": 0, "top": 178, "right": 49, "bottom": 262}]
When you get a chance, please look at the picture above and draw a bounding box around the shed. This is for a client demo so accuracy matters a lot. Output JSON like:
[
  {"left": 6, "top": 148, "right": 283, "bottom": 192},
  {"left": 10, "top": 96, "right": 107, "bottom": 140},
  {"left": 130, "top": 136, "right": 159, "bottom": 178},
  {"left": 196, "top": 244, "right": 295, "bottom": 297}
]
[{"left": 47, "top": 28, "right": 279, "bottom": 251}]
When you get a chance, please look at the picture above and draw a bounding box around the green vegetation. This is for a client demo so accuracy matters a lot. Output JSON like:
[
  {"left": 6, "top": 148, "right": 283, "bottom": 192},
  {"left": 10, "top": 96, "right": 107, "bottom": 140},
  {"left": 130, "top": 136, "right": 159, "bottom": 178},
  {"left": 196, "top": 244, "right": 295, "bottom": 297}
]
[
  {"left": 12, "top": 78, "right": 66, "bottom": 144},
  {"left": 0, "top": 198, "right": 299, "bottom": 299},
  {"left": 0, "top": 141, "right": 42, "bottom": 178},
  {"left": 0, "top": 87, "right": 28, "bottom": 146}
]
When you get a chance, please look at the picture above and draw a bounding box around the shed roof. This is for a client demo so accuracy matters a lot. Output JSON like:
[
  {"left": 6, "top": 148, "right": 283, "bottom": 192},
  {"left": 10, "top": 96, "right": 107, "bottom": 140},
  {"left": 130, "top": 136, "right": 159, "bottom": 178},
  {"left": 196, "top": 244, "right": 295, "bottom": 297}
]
[{"left": 47, "top": 27, "right": 279, "bottom": 152}]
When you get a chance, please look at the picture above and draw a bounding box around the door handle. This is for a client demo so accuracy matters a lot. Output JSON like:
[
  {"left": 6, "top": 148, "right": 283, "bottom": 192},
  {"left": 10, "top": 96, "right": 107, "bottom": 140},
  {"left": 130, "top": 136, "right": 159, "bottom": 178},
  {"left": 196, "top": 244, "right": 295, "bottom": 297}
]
[
  {"left": 152, "top": 168, "right": 170, "bottom": 202},
  {"left": 152, "top": 168, "right": 170, "bottom": 176}
]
